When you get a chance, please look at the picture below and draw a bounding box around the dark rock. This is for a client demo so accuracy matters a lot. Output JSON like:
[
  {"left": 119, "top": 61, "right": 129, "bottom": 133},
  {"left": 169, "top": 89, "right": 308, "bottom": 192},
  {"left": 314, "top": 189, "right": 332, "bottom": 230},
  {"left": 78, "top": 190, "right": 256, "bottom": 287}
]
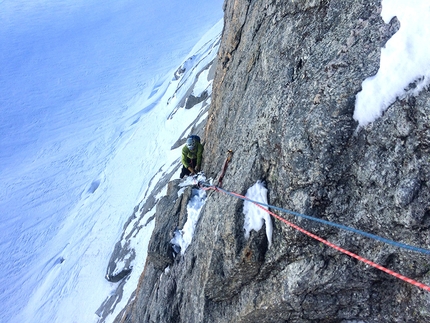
[
  {"left": 147, "top": 180, "right": 192, "bottom": 269},
  {"left": 185, "top": 91, "right": 208, "bottom": 110},
  {"left": 114, "top": 1, "right": 430, "bottom": 322},
  {"left": 106, "top": 263, "right": 133, "bottom": 283},
  {"left": 395, "top": 176, "right": 421, "bottom": 207}
]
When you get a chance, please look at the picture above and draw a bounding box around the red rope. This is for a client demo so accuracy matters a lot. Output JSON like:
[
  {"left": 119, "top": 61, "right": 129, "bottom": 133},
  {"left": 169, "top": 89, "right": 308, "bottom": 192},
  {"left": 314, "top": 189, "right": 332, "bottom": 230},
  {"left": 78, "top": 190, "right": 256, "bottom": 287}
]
[{"left": 225, "top": 190, "right": 430, "bottom": 293}]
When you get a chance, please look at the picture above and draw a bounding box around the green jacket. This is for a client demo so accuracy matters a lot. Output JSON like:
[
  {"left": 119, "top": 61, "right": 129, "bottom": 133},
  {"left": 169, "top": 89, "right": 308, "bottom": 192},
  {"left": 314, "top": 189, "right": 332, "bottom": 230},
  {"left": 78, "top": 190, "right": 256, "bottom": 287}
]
[{"left": 181, "top": 142, "right": 204, "bottom": 168}]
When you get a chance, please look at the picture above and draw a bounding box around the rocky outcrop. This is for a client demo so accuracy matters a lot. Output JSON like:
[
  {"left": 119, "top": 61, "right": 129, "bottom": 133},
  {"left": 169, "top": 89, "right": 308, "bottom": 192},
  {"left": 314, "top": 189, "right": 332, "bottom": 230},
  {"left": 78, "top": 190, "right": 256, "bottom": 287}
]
[
  {"left": 114, "top": 1, "right": 430, "bottom": 322},
  {"left": 146, "top": 180, "right": 192, "bottom": 270}
]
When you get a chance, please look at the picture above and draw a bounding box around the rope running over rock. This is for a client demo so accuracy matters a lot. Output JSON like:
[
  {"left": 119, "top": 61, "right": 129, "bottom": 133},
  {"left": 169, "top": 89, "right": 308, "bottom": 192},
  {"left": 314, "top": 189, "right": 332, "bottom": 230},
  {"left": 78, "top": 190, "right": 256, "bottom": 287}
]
[{"left": 197, "top": 181, "right": 430, "bottom": 293}]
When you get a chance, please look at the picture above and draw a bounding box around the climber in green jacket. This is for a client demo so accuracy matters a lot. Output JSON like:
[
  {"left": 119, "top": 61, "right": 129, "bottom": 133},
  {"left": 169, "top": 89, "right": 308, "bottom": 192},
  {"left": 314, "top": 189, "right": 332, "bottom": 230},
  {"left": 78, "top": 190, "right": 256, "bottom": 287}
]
[{"left": 180, "top": 135, "right": 204, "bottom": 178}]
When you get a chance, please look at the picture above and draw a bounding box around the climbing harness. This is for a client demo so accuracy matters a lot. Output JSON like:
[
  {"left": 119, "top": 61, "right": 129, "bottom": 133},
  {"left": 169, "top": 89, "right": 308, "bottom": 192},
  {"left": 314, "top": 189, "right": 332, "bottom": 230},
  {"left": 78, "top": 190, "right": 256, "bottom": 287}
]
[{"left": 196, "top": 181, "right": 430, "bottom": 293}]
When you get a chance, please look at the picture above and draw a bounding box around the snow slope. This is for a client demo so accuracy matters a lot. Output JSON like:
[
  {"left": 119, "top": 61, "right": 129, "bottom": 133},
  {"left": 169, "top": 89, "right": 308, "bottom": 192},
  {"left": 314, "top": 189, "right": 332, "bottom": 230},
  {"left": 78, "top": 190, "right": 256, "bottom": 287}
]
[
  {"left": 97, "top": 25, "right": 223, "bottom": 322},
  {"left": 0, "top": 1, "right": 223, "bottom": 322}
]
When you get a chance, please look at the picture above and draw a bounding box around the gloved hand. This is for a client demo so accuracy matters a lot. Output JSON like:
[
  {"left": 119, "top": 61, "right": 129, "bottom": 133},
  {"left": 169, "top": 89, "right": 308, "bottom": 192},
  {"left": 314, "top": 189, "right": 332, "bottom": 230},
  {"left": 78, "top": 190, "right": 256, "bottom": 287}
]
[{"left": 188, "top": 166, "right": 196, "bottom": 175}]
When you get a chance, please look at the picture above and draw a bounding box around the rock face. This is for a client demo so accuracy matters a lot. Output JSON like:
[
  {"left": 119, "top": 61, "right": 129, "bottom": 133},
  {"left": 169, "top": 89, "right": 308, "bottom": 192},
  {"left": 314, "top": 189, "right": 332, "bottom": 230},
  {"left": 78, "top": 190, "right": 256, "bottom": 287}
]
[{"left": 114, "top": 1, "right": 430, "bottom": 322}]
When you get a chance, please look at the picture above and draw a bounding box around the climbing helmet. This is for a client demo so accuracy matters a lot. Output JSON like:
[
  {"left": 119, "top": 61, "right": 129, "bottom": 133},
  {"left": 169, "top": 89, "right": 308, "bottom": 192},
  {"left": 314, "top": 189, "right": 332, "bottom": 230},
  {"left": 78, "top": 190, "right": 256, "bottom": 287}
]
[{"left": 186, "top": 137, "right": 196, "bottom": 151}]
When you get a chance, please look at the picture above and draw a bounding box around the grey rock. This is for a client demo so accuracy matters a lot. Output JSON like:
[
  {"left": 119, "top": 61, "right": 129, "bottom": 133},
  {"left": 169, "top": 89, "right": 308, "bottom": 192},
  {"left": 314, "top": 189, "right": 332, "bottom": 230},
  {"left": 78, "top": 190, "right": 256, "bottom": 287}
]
[
  {"left": 114, "top": 1, "right": 430, "bottom": 322},
  {"left": 395, "top": 175, "right": 421, "bottom": 208},
  {"left": 185, "top": 91, "right": 208, "bottom": 110},
  {"left": 147, "top": 180, "right": 192, "bottom": 269}
]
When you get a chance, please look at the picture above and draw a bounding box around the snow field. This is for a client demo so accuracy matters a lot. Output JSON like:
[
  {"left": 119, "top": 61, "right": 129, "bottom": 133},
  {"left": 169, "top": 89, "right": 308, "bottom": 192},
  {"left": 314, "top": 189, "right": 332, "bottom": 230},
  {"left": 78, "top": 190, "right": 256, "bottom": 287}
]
[{"left": 170, "top": 187, "right": 208, "bottom": 256}]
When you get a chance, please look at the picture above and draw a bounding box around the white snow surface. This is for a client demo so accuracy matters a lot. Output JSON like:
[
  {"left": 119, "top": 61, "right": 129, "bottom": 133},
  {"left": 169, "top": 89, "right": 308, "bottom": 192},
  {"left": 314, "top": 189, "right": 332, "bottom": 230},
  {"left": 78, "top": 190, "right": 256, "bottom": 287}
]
[
  {"left": 354, "top": 1, "right": 430, "bottom": 126},
  {"left": 243, "top": 181, "right": 273, "bottom": 248},
  {"left": 171, "top": 175, "right": 208, "bottom": 255},
  {"left": 0, "top": 1, "right": 223, "bottom": 322}
]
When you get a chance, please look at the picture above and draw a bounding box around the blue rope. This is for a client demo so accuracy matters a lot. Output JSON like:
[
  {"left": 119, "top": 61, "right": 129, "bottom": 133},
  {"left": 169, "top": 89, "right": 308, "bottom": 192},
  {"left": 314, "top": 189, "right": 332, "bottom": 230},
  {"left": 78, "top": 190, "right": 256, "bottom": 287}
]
[{"left": 199, "top": 182, "right": 430, "bottom": 256}]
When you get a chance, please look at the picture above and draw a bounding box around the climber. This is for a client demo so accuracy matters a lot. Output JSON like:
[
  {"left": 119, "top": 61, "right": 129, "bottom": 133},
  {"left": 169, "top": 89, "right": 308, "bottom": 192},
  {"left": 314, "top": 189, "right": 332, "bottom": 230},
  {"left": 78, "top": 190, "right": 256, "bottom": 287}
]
[{"left": 180, "top": 135, "right": 204, "bottom": 178}]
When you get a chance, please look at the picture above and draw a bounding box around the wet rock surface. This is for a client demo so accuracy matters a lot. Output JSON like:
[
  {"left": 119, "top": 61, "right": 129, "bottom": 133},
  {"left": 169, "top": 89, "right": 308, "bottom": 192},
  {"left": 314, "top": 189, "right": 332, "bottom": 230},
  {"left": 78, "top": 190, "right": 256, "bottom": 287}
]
[{"left": 114, "top": 1, "right": 430, "bottom": 322}]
